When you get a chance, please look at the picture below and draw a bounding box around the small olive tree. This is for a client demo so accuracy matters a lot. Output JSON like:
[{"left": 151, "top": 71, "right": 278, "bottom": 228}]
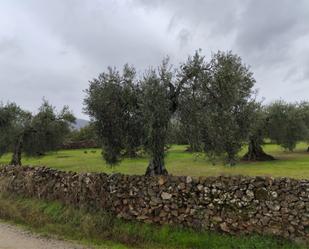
[
  {"left": 0, "top": 101, "right": 75, "bottom": 165},
  {"left": 23, "top": 100, "right": 75, "bottom": 157},
  {"left": 298, "top": 101, "right": 309, "bottom": 151},
  {"left": 67, "top": 123, "right": 97, "bottom": 143},
  {"left": 266, "top": 101, "right": 308, "bottom": 151},
  {"left": 242, "top": 104, "right": 275, "bottom": 161},
  {"left": 0, "top": 103, "right": 32, "bottom": 165}
]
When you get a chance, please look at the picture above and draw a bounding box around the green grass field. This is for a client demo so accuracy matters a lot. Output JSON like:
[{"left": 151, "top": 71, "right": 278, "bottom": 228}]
[{"left": 1, "top": 143, "right": 309, "bottom": 179}]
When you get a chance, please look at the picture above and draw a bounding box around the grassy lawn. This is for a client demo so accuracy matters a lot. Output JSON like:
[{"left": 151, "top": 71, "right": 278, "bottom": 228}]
[
  {"left": 1, "top": 143, "right": 309, "bottom": 179},
  {"left": 0, "top": 193, "right": 305, "bottom": 249}
]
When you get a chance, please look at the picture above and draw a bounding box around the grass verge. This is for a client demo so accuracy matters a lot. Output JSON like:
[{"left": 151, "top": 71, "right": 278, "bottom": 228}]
[
  {"left": 1, "top": 144, "right": 309, "bottom": 179},
  {"left": 0, "top": 193, "right": 306, "bottom": 249}
]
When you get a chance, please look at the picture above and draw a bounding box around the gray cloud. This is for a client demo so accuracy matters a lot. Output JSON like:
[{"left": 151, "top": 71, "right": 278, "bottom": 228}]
[
  {"left": 0, "top": 0, "right": 308, "bottom": 118},
  {"left": 235, "top": 0, "right": 309, "bottom": 66},
  {"left": 0, "top": 37, "right": 22, "bottom": 55},
  {"left": 177, "top": 28, "right": 191, "bottom": 48}
]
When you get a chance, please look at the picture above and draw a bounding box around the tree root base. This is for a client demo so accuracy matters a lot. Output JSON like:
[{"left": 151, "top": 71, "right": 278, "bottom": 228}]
[{"left": 242, "top": 152, "right": 275, "bottom": 161}]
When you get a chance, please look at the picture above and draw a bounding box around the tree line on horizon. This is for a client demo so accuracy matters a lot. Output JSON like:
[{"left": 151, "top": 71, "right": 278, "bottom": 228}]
[{"left": 1, "top": 50, "right": 309, "bottom": 175}]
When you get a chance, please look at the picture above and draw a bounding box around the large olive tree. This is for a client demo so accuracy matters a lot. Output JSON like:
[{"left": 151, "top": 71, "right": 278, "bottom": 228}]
[
  {"left": 84, "top": 57, "right": 196, "bottom": 175},
  {"left": 85, "top": 51, "right": 258, "bottom": 173},
  {"left": 178, "top": 52, "right": 205, "bottom": 152},
  {"left": 199, "top": 51, "right": 257, "bottom": 165},
  {"left": 84, "top": 65, "right": 147, "bottom": 165},
  {"left": 140, "top": 69, "right": 171, "bottom": 175}
]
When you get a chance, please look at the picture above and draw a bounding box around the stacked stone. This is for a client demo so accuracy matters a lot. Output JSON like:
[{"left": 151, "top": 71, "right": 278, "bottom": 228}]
[{"left": 0, "top": 165, "right": 308, "bottom": 243}]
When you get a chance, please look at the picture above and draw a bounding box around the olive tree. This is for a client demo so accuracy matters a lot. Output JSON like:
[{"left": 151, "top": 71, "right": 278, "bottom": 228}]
[
  {"left": 242, "top": 105, "right": 275, "bottom": 161},
  {"left": 122, "top": 65, "right": 144, "bottom": 157},
  {"left": 67, "top": 123, "right": 97, "bottom": 143},
  {"left": 85, "top": 51, "right": 257, "bottom": 173},
  {"left": 84, "top": 65, "right": 144, "bottom": 165},
  {"left": 299, "top": 101, "right": 309, "bottom": 151},
  {"left": 199, "top": 51, "right": 257, "bottom": 165},
  {"left": 178, "top": 52, "right": 205, "bottom": 152},
  {"left": 0, "top": 103, "right": 32, "bottom": 165},
  {"left": 266, "top": 101, "right": 308, "bottom": 151},
  {"left": 0, "top": 101, "right": 75, "bottom": 165},
  {"left": 140, "top": 69, "right": 171, "bottom": 175},
  {"left": 85, "top": 57, "right": 196, "bottom": 175},
  {"left": 23, "top": 100, "right": 75, "bottom": 157}
]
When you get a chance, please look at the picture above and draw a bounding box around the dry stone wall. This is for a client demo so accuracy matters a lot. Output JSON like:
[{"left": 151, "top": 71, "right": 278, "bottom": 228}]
[{"left": 0, "top": 165, "right": 308, "bottom": 243}]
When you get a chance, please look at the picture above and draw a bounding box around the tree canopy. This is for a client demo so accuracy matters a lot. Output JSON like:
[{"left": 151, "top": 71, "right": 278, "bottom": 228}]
[
  {"left": 198, "top": 52, "right": 257, "bottom": 165},
  {"left": 84, "top": 50, "right": 258, "bottom": 174},
  {"left": 84, "top": 65, "right": 144, "bottom": 165},
  {"left": 0, "top": 100, "right": 75, "bottom": 165},
  {"left": 266, "top": 101, "right": 309, "bottom": 151},
  {"left": 23, "top": 100, "right": 75, "bottom": 157}
]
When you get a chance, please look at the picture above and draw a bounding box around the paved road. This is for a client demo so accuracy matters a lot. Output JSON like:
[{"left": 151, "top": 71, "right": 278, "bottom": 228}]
[{"left": 0, "top": 222, "right": 90, "bottom": 249}]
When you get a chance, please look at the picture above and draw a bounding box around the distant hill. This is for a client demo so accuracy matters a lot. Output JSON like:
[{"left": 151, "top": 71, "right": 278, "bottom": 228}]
[{"left": 73, "top": 118, "right": 89, "bottom": 130}]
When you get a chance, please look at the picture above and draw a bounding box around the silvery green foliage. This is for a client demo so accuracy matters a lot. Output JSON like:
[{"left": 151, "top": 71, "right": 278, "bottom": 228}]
[
  {"left": 199, "top": 51, "right": 256, "bottom": 165},
  {"left": 122, "top": 65, "right": 144, "bottom": 157},
  {"left": 0, "top": 103, "right": 31, "bottom": 158},
  {"left": 84, "top": 51, "right": 258, "bottom": 173},
  {"left": 68, "top": 123, "right": 97, "bottom": 143},
  {"left": 178, "top": 51, "right": 205, "bottom": 152},
  {"left": 84, "top": 65, "right": 144, "bottom": 165},
  {"left": 266, "top": 101, "right": 309, "bottom": 151},
  {"left": 85, "top": 57, "right": 193, "bottom": 175},
  {"left": 298, "top": 101, "right": 309, "bottom": 145},
  {"left": 141, "top": 65, "right": 172, "bottom": 175},
  {"left": 0, "top": 101, "right": 75, "bottom": 165},
  {"left": 23, "top": 100, "right": 76, "bottom": 157}
]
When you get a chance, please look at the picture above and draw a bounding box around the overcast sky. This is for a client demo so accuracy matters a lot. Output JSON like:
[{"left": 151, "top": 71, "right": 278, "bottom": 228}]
[{"left": 1, "top": 0, "right": 309, "bottom": 119}]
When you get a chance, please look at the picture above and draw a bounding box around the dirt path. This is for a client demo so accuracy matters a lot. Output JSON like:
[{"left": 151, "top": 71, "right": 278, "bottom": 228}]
[{"left": 0, "top": 222, "right": 91, "bottom": 249}]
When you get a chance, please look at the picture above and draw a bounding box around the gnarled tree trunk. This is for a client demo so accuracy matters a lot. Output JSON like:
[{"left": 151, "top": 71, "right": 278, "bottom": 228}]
[
  {"left": 145, "top": 157, "right": 168, "bottom": 176},
  {"left": 243, "top": 137, "right": 275, "bottom": 161},
  {"left": 145, "top": 140, "right": 168, "bottom": 176},
  {"left": 10, "top": 135, "right": 23, "bottom": 166}
]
